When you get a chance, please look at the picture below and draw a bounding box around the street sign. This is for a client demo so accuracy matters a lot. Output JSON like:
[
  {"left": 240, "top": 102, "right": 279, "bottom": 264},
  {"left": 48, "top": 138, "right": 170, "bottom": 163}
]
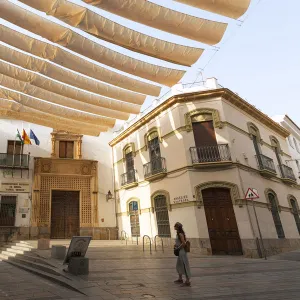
[{"left": 245, "top": 188, "right": 259, "bottom": 200}]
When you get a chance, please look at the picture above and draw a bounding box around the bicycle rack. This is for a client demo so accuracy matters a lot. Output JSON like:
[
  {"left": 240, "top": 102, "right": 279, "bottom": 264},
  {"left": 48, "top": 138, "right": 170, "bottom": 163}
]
[
  {"left": 143, "top": 235, "right": 152, "bottom": 254},
  {"left": 154, "top": 235, "right": 164, "bottom": 253},
  {"left": 120, "top": 230, "right": 128, "bottom": 246},
  {"left": 106, "top": 228, "right": 110, "bottom": 240}
]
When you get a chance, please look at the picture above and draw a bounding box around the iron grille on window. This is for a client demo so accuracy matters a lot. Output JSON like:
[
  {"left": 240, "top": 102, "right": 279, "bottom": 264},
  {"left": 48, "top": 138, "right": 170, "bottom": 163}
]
[
  {"left": 268, "top": 193, "right": 285, "bottom": 239},
  {"left": 0, "top": 196, "right": 17, "bottom": 226},
  {"left": 129, "top": 201, "right": 140, "bottom": 237},
  {"left": 290, "top": 199, "right": 300, "bottom": 235},
  {"left": 154, "top": 195, "right": 171, "bottom": 237}
]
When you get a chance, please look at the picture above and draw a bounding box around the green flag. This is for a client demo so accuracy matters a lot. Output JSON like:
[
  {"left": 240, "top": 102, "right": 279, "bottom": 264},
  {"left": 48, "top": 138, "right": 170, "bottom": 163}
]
[{"left": 16, "top": 129, "right": 24, "bottom": 144}]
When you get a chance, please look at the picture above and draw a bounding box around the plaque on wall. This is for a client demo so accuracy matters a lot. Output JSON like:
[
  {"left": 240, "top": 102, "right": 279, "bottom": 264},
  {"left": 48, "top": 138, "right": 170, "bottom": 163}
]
[
  {"left": 0, "top": 182, "right": 30, "bottom": 193},
  {"left": 63, "top": 236, "right": 92, "bottom": 265}
]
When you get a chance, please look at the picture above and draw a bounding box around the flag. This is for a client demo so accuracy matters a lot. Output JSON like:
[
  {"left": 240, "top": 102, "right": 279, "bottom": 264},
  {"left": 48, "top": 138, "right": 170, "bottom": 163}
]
[
  {"left": 16, "top": 129, "right": 23, "bottom": 144},
  {"left": 30, "top": 129, "right": 40, "bottom": 146},
  {"left": 22, "top": 129, "right": 32, "bottom": 145}
]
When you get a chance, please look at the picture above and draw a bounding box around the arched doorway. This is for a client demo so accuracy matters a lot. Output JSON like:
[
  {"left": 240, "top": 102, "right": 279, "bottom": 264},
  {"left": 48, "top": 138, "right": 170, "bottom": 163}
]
[
  {"left": 129, "top": 200, "right": 140, "bottom": 237},
  {"left": 202, "top": 187, "right": 242, "bottom": 255},
  {"left": 154, "top": 194, "right": 171, "bottom": 237}
]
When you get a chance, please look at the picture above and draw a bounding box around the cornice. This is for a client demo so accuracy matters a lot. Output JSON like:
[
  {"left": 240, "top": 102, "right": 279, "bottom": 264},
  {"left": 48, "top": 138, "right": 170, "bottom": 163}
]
[{"left": 109, "top": 88, "right": 289, "bottom": 146}]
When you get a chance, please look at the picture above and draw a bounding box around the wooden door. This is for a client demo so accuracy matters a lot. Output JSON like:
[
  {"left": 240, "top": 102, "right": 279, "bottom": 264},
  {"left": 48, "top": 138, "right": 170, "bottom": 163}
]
[
  {"left": 51, "top": 191, "right": 80, "bottom": 239},
  {"left": 192, "top": 121, "right": 217, "bottom": 148},
  {"left": 192, "top": 121, "right": 219, "bottom": 162},
  {"left": 202, "top": 188, "right": 242, "bottom": 255}
]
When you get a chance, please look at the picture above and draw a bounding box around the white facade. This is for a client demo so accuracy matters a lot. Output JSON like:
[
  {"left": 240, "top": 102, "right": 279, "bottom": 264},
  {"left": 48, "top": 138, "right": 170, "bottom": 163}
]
[
  {"left": 111, "top": 81, "right": 300, "bottom": 257},
  {"left": 0, "top": 119, "right": 115, "bottom": 238},
  {"left": 272, "top": 115, "right": 300, "bottom": 181}
]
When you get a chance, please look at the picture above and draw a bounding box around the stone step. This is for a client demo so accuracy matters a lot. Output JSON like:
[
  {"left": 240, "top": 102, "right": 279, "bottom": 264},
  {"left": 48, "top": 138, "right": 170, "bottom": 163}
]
[
  {"left": 6, "top": 242, "right": 35, "bottom": 249},
  {"left": 11, "top": 245, "right": 33, "bottom": 252},
  {"left": 0, "top": 253, "right": 9, "bottom": 261},
  {"left": 0, "top": 247, "right": 26, "bottom": 255},
  {"left": 0, "top": 250, "right": 17, "bottom": 257},
  {"left": 9, "top": 256, "right": 62, "bottom": 276},
  {"left": 4, "top": 259, "right": 86, "bottom": 296},
  {"left": 20, "top": 253, "right": 57, "bottom": 268}
]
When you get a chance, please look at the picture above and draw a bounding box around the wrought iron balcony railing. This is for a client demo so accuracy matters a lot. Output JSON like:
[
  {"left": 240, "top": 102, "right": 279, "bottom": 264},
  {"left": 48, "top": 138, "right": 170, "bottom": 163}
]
[
  {"left": 256, "top": 154, "right": 276, "bottom": 174},
  {"left": 190, "top": 144, "right": 231, "bottom": 164},
  {"left": 143, "top": 157, "right": 167, "bottom": 179},
  {"left": 121, "top": 169, "right": 137, "bottom": 186},
  {"left": 0, "top": 153, "right": 30, "bottom": 168},
  {"left": 280, "top": 164, "right": 296, "bottom": 181}
]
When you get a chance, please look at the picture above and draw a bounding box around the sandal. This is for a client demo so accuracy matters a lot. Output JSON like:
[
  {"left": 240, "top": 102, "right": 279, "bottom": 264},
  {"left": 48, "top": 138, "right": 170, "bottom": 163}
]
[
  {"left": 174, "top": 279, "right": 183, "bottom": 284},
  {"left": 180, "top": 282, "right": 191, "bottom": 287}
]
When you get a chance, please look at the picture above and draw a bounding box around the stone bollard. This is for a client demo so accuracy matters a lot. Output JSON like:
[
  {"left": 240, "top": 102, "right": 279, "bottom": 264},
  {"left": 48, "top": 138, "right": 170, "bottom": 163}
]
[
  {"left": 68, "top": 257, "right": 89, "bottom": 275},
  {"left": 51, "top": 245, "right": 66, "bottom": 259},
  {"left": 37, "top": 238, "right": 50, "bottom": 250}
]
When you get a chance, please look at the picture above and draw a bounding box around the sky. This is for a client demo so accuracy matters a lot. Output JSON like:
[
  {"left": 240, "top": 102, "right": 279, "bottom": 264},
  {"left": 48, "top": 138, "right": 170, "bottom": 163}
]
[{"left": 2, "top": 0, "right": 300, "bottom": 125}]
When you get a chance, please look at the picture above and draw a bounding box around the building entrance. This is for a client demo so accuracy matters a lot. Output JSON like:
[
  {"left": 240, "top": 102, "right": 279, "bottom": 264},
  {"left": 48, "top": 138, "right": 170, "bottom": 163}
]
[
  {"left": 202, "top": 188, "right": 242, "bottom": 255},
  {"left": 51, "top": 190, "right": 80, "bottom": 239}
]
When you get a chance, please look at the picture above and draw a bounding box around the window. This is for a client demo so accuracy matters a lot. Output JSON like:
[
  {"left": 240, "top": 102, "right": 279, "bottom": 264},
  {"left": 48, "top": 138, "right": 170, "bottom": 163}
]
[
  {"left": 7, "top": 140, "right": 23, "bottom": 155},
  {"left": 154, "top": 195, "right": 171, "bottom": 237},
  {"left": 290, "top": 199, "right": 300, "bottom": 235},
  {"left": 129, "top": 201, "right": 140, "bottom": 237},
  {"left": 0, "top": 196, "right": 16, "bottom": 226},
  {"left": 294, "top": 138, "right": 300, "bottom": 153},
  {"left": 59, "top": 141, "right": 74, "bottom": 158},
  {"left": 148, "top": 134, "right": 162, "bottom": 172},
  {"left": 268, "top": 193, "right": 285, "bottom": 238},
  {"left": 296, "top": 160, "right": 300, "bottom": 173},
  {"left": 125, "top": 150, "right": 135, "bottom": 183},
  {"left": 270, "top": 137, "right": 284, "bottom": 176}
]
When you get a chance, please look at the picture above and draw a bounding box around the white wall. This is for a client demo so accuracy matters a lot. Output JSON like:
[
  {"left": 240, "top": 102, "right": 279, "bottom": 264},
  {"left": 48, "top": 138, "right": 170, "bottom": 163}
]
[{"left": 0, "top": 119, "right": 116, "bottom": 228}]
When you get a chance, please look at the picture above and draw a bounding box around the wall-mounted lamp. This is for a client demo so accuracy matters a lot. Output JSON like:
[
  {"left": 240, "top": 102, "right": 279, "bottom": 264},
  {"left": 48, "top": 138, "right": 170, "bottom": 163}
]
[{"left": 106, "top": 190, "right": 113, "bottom": 201}]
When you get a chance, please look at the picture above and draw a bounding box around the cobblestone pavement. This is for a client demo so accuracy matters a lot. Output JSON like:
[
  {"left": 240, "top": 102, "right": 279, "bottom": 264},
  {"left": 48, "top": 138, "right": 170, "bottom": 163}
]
[
  {"left": 2, "top": 242, "right": 300, "bottom": 300},
  {"left": 0, "top": 261, "right": 81, "bottom": 300}
]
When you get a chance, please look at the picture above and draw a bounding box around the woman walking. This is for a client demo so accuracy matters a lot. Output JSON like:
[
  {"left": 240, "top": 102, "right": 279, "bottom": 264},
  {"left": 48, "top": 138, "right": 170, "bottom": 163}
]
[{"left": 174, "top": 222, "right": 191, "bottom": 286}]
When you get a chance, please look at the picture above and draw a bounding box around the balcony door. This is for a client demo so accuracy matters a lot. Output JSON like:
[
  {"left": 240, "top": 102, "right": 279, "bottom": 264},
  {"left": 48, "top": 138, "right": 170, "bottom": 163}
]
[
  {"left": 148, "top": 136, "right": 162, "bottom": 174},
  {"left": 192, "top": 117, "right": 219, "bottom": 162},
  {"left": 125, "top": 151, "right": 135, "bottom": 183}
]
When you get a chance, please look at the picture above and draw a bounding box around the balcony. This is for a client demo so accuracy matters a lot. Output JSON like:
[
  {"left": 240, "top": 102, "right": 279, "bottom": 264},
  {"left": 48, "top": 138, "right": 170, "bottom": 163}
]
[
  {"left": 256, "top": 154, "right": 277, "bottom": 177},
  {"left": 190, "top": 144, "right": 232, "bottom": 168},
  {"left": 120, "top": 169, "right": 138, "bottom": 189},
  {"left": 0, "top": 153, "right": 30, "bottom": 178},
  {"left": 0, "top": 153, "right": 30, "bottom": 168},
  {"left": 143, "top": 157, "right": 167, "bottom": 181},
  {"left": 280, "top": 164, "right": 297, "bottom": 184}
]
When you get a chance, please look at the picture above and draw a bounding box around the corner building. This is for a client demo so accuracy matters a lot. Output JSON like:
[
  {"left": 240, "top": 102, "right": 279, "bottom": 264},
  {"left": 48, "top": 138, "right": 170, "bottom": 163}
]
[{"left": 110, "top": 79, "right": 300, "bottom": 258}]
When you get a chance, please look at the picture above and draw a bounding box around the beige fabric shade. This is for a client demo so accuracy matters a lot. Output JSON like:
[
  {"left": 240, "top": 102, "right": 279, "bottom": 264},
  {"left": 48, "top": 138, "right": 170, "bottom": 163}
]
[
  {"left": 0, "top": 44, "right": 145, "bottom": 105},
  {"left": 0, "top": 73, "right": 129, "bottom": 121},
  {"left": 174, "top": 0, "right": 251, "bottom": 19},
  {"left": 83, "top": 0, "right": 227, "bottom": 44},
  {"left": 0, "top": 60, "right": 141, "bottom": 115},
  {"left": 19, "top": 0, "right": 204, "bottom": 65},
  {"left": 0, "top": 99, "right": 105, "bottom": 136},
  {"left": 0, "top": 1, "right": 185, "bottom": 86},
  {"left": 0, "top": 86, "right": 116, "bottom": 128},
  {"left": 0, "top": 25, "right": 161, "bottom": 97}
]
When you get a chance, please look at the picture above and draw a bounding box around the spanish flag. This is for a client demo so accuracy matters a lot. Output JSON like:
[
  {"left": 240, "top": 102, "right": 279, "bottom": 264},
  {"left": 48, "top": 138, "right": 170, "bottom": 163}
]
[{"left": 22, "top": 129, "right": 32, "bottom": 145}]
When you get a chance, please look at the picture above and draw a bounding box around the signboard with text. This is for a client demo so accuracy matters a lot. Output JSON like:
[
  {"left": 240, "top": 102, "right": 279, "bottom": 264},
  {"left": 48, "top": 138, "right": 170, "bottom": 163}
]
[
  {"left": 63, "top": 236, "right": 92, "bottom": 265},
  {"left": 173, "top": 195, "right": 189, "bottom": 204},
  {"left": 0, "top": 182, "right": 30, "bottom": 193}
]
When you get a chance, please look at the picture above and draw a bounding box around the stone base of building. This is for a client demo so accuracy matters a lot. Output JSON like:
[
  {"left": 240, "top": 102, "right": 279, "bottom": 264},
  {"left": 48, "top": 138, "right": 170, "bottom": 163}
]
[
  {"left": 188, "top": 238, "right": 300, "bottom": 258},
  {"left": 16, "top": 226, "right": 119, "bottom": 240}
]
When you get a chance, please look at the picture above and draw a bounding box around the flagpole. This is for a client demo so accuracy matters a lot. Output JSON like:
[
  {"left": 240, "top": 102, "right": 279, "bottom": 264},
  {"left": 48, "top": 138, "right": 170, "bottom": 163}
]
[{"left": 12, "top": 128, "right": 16, "bottom": 167}]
